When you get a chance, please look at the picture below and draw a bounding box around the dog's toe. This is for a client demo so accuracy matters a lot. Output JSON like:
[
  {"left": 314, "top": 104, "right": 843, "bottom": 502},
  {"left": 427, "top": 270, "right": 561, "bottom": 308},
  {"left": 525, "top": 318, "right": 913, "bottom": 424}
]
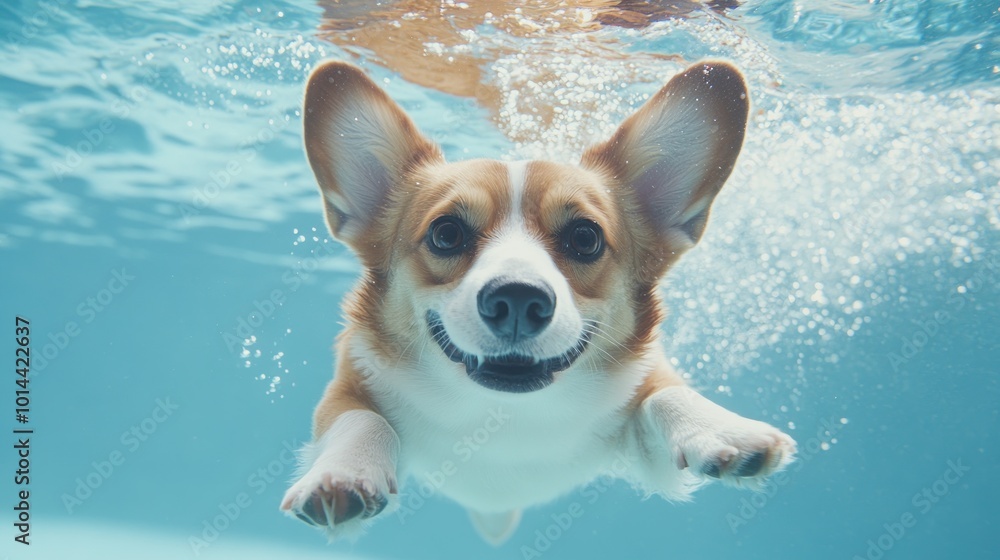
[
  {"left": 733, "top": 450, "right": 769, "bottom": 477},
  {"left": 296, "top": 511, "right": 320, "bottom": 526},
  {"left": 334, "top": 488, "right": 366, "bottom": 524},
  {"left": 299, "top": 493, "right": 329, "bottom": 526},
  {"left": 699, "top": 446, "right": 738, "bottom": 478}
]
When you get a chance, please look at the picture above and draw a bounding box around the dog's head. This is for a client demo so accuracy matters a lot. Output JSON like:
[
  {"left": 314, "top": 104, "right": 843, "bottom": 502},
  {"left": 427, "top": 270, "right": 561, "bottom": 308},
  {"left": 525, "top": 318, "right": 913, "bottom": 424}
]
[{"left": 303, "top": 62, "right": 747, "bottom": 394}]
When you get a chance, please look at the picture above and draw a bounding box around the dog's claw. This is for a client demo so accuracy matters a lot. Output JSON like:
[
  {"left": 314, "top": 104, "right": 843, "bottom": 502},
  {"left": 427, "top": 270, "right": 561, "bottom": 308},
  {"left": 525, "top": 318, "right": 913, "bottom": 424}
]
[
  {"left": 296, "top": 511, "right": 319, "bottom": 527},
  {"left": 372, "top": 490, "right": 389, "bottom": 515}
]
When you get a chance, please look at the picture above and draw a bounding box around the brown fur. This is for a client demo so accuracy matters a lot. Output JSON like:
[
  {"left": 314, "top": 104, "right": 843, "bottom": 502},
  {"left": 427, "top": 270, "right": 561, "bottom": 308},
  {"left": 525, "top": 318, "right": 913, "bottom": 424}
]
[{"left": 311, "top": 332, "right": 379, "bottom": 437}]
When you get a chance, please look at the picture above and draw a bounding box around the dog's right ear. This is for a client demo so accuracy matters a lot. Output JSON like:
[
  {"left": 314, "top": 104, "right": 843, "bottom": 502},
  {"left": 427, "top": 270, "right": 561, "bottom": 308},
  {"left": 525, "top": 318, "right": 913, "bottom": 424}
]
[{"left": 304, "top": 62, "right": 442, "bottom": 250}]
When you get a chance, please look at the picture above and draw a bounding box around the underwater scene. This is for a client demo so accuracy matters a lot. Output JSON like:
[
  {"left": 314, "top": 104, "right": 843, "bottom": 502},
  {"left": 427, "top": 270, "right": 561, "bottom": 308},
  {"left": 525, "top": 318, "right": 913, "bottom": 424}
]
[{"left": 1, "top": 0, "right": 998, "bottom": 559}]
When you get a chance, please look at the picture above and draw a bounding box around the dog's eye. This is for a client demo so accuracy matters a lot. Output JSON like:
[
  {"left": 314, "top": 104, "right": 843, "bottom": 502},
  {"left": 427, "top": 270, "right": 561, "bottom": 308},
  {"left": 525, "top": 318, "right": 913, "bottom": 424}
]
[
  {"left": 427, "top": 216, "right": 469, "bottom": 256},
  {"left": 562, "top": 219, "right": 604, "bottom": 262}
]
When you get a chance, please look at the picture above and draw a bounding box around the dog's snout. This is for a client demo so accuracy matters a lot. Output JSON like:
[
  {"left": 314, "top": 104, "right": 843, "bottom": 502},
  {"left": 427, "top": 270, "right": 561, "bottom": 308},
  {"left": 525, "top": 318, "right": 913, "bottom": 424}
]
[{"left": 477, "top": 278, "right": 556, "bottom": 342}]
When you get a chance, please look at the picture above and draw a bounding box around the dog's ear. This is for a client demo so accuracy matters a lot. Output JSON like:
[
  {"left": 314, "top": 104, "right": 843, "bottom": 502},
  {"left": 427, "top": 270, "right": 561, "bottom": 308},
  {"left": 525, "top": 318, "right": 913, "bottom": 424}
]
[
  {"left": 582, "top": 61, "right": 748, "bottom": 248},
  {"left": 304, "top": 61, "right": 442, "bottom": 248}
]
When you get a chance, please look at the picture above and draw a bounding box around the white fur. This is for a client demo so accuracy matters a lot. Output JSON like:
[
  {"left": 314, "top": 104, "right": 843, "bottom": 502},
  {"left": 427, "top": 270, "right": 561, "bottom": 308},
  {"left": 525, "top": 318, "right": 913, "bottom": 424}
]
[
  {"left": 506, "top": 159, "right": 528, "bottom": 230},
  {"left": 281, "top": 410, "right": 400, "bottom": 540},
  {"left": 347, "top": 332, "right": 643, "bottom": 512}
]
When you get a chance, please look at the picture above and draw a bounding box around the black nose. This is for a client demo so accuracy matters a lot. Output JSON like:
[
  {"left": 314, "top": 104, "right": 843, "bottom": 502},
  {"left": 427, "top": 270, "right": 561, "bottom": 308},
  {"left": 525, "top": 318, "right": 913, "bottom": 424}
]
[{"left": 477, "top": 278, "right": 556, "bottom": 341}]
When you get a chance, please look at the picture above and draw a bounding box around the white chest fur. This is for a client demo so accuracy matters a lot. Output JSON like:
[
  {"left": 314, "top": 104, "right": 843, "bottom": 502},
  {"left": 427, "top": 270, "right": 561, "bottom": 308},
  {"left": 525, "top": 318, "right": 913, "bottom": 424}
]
[{"left": 362, "top": 349, "right": 646, "bottom": 513}]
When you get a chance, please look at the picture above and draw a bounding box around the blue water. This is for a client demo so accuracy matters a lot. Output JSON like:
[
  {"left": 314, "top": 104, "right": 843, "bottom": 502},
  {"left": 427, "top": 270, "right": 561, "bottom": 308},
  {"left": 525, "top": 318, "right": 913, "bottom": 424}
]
[{"left": 1, "top": 1, "right": 998, "bottom": 559}]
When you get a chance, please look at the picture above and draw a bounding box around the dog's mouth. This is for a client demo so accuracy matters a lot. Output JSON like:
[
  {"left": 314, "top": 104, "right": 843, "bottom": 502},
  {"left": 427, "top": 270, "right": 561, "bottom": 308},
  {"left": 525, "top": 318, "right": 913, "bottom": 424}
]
[{"left": 426, "top": 311, "right": 592, "bottom": 393}]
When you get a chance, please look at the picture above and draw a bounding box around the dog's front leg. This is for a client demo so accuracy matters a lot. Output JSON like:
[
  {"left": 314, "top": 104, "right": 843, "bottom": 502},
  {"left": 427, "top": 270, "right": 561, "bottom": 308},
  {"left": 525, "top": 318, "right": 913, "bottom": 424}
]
[
  {"left": 281, "top": 363, "right": 399, "bottom": 537},
  {"left": 641, "top": 385, "right": 796, "bottom": 485}
]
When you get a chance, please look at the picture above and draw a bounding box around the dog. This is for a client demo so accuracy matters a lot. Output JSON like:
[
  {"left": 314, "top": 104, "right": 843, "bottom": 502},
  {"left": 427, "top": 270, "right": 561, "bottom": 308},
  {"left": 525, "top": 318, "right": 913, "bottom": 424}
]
[{"left": 280, "top": 59, "right": 796, "bottom": 545}]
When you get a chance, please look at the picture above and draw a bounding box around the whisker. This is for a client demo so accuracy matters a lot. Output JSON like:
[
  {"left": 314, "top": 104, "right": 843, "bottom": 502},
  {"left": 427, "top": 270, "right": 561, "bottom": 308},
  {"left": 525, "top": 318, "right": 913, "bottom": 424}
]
[
  {"left": 589, "top": 342, "right": 622, "bottom": 367},
  {"left": 588, "top": 319, "right": 634, "bottom": 340},
  {"left": 394, "top": 336, "right": 419, "bottom": 369},
  {"left": 416, "top": 335, "right": 431, "bottom": 362},
  {"left": 584, "top": 324, "right": 630, "bottom": 354}
]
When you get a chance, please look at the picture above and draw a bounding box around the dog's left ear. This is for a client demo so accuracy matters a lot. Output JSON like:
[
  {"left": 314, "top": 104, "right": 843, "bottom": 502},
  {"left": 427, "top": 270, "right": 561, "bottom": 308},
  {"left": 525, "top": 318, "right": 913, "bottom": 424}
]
[{"left": 582, "top": 61, "right": 748, "bottom": 247}]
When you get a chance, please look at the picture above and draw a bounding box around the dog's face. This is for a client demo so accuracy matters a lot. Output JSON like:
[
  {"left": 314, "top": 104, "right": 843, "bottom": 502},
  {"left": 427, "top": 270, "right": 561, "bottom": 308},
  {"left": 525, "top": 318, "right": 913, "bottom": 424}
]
[
  {"left": 409, "top": 159, "right": 624, "bottom": 393},
  {"left": 303, "top": 62, "right": 748, "bottom": 394}
]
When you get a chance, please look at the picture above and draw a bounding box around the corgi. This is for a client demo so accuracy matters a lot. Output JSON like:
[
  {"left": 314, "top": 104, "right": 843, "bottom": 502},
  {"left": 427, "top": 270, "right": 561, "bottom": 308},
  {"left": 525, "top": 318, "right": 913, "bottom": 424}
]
[{"left": 280, "top": 60, "right": 796, "bottom": 545}]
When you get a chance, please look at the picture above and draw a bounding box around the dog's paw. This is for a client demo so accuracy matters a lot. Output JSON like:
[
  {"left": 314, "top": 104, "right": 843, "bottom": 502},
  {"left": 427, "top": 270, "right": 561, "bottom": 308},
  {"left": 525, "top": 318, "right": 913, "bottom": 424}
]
[
  {"left": 281, "top": 467, "right": 397, "bottom": 536},
  {"left": 280, "top": 410, "right": 400, "bottom": 538},
  {"left": 675, "top": 416, "right": 796, "bottom": 485}
]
